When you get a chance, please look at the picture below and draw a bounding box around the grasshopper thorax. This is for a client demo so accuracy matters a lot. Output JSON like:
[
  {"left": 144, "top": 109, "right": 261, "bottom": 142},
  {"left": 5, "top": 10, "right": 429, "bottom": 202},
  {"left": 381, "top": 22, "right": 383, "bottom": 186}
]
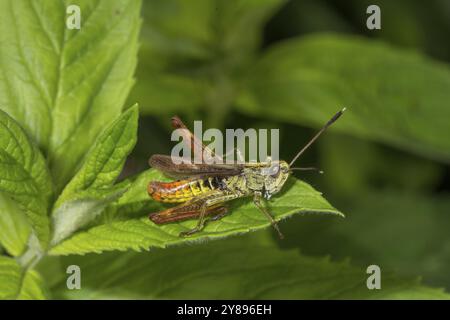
[{"left": 261, "top": 160, "right": 290, "bottom": 200}]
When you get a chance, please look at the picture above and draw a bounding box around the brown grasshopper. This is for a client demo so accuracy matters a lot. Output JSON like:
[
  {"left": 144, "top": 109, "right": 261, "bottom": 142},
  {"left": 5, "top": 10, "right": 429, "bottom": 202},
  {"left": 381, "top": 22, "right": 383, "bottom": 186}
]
[{"left": 148, "top": 109, "right": 345, "bottom": 238}]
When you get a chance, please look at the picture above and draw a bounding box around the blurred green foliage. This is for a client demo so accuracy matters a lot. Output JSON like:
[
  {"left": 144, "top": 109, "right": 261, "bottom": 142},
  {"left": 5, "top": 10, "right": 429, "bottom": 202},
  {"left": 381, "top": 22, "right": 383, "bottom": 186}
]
[
  {"left": 40, "top": 233, "right": 450, "bottom": 299},
  {"left": 1, "top": 0, "right": 450, "bottom": 299},
  {"left": 126, "top": 0, "right": 450, "bottom": 294}
]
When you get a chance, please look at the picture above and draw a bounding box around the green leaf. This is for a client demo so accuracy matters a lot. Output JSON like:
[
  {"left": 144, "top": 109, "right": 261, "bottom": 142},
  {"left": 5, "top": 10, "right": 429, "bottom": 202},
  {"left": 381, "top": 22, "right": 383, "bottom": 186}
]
[
  {"left": 214, "top": 0, "right": 286, "bottom": 56},
  {"left": 140, "top": 0, "right": 283, "bottom": 64},
  {"left": 129, "top": 71, "right": 209, "bottom": 116},
  {"left": 133, "top": 0, "right": 285, "bottom": 115},
  {"left": 237, "top": 34, "right": 450, "bottom": 162},
  {"left": 0, "top": 0, "right": 141, "bottom": 188},
  {"left": 0, "top": 256, "right": 48, "bottom": 300},
  {"left": 337, "top": 192, "right": 450, "bottom": 290},
  {"left": 0, "top": 193, "right": 31, "bottom": 256},
  {"left": 41, "top": 233, "right": 449, "bottom": 299},
  {"left": 51, "top": 188, "right": 128, "bottom": 247},
  {"left": 49, "top": 169, "right": 342, "bottom": 255},
  {"left": 51, "top": 106, "right": 139, "bottom": 245},
  {"left": 318, "top": 134, "right": 443, "bottom": 196},
  {"left": 55, "top": 106, "right": 139, "bottom": 206},
  {"left": 100, "top": 169, "right": 161, "bottom": 222},
  {"left": 0, "top": 109, "right": 53, "bottom": 249},
  {"left": 279, "top": 191, "right": 450, "bottom": 291}
]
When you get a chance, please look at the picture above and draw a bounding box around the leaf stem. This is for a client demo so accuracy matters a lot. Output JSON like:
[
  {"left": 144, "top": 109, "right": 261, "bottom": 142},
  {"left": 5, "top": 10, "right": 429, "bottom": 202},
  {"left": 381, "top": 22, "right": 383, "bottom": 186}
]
[{"left": 17, "top": 247, "right": 42, "bottom": 270}]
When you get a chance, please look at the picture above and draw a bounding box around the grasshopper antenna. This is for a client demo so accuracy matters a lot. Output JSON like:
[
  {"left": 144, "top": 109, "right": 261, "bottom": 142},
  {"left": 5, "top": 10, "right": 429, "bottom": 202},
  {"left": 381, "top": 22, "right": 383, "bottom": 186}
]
[
  {"left": 290, "top": 167, "right": 324, "bottom": 174},
  {"left": 289, "top": 108, "right": 346, "bottom": 167}
]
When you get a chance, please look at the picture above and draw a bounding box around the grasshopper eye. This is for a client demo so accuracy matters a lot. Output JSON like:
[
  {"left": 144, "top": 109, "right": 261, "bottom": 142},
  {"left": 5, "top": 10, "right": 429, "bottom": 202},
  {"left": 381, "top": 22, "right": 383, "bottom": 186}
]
[{"left": 269, "top": 165, "right": 280, "bottom": 178}]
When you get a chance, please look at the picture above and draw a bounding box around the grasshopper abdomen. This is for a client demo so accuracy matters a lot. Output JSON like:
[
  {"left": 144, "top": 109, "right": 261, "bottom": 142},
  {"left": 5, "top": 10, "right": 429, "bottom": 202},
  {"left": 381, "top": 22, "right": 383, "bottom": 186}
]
[{"left": 148, "top": 177, "right": 224, "bottom": 203}]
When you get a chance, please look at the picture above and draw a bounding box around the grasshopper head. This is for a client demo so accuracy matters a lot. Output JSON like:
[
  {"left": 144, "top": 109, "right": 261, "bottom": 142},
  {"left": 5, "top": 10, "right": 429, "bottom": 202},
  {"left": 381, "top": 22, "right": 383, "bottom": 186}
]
[
  {"left": 262, "top": 109, "right": 346, "bottom": 200},
  {"left": 263, "top": 160, "right": 290, "bottom": 199}
]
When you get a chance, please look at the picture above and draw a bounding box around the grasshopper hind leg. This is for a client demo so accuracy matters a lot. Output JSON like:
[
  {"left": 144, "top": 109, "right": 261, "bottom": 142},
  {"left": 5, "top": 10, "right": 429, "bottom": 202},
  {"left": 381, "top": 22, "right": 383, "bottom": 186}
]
[
  {"left": 179, "top": 206, "right": 228, "bottom": 237},
  {"left": 209, "top": 206, "right": 229, "bottom": 221}
]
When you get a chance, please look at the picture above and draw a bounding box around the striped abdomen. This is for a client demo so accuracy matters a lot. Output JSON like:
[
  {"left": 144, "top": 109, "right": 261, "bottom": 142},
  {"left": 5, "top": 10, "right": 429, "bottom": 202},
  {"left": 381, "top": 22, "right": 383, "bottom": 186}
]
[{"left": 148, "top": 177, "right": 221, "bottom": 203}]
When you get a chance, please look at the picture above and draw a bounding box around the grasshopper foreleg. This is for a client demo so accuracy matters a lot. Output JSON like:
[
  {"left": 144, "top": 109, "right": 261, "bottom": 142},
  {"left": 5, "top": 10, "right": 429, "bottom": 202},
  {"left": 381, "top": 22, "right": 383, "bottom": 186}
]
[{"left": 253, "top": 192, "right": 284, "bottom": 239}]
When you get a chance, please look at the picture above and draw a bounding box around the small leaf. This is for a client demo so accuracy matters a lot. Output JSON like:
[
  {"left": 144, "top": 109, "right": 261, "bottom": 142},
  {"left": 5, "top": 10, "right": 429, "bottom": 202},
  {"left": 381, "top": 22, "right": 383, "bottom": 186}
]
[
  {"left": 0, "top": 0, "right": 142, "bottom": 188},
  {"left": 0, "top": 110, "right": 53, "bottom": 249},
  {"left": 51, "top": 106, "right": 139, "bottom": 245},
  {"left": 0, "top": 256, "right": 48, "bottom": 300},
  {"left": 41, "top": 233, "right": 449, "bottom": 299},
  {"left": 100, "top": 169, "right": 160, "bottom": 222},
  {"left": 237, "top": 34, "right": 450, "bottom": 162},
  {"left": 49, "top": 169, "right": 342, "bottom": 255},
  {"left": 54, "top": 106, "right": 139, "bottom": 206},
  {"left": 0, "top": 193, "right": 31, "bottom": 256}
]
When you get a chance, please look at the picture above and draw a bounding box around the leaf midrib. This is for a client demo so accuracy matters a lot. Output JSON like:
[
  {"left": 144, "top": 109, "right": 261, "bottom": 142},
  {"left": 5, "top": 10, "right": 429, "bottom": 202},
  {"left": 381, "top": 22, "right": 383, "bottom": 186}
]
[
  {"left": 50, "top": 0, "right": 67, "bottom": 151},
  {"left": 50, "top": 0, "right": 135, "bottom": 156},
  {"left": 11, "top": 1, "right": 52, "bottom": 110}
]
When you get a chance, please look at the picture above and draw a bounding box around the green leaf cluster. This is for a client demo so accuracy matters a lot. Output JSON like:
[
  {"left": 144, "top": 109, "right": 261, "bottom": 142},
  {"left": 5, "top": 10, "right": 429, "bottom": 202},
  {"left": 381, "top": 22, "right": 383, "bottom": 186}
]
[
  {"left": 0, "top": 0, "right": 142, "bottom": 298},
  {"left": 1, "top": 0, "right": 450, "bottom": 300}
]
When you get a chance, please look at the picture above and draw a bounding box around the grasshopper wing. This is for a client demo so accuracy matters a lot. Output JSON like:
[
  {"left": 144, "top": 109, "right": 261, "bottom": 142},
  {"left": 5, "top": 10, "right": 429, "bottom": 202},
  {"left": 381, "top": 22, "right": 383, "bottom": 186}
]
[
  {"left": 171, "top": 116, "right": 222, "bottom": 163},
  {"left": 149, "top": 154, "right": 243, "bottom": 178}
]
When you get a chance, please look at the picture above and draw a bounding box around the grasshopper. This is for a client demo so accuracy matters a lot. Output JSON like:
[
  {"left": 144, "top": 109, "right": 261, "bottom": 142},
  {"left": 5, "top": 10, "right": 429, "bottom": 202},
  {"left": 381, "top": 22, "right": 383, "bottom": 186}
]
[{"left": 148, "top": 109, "right": 345, "bottom": 238}]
